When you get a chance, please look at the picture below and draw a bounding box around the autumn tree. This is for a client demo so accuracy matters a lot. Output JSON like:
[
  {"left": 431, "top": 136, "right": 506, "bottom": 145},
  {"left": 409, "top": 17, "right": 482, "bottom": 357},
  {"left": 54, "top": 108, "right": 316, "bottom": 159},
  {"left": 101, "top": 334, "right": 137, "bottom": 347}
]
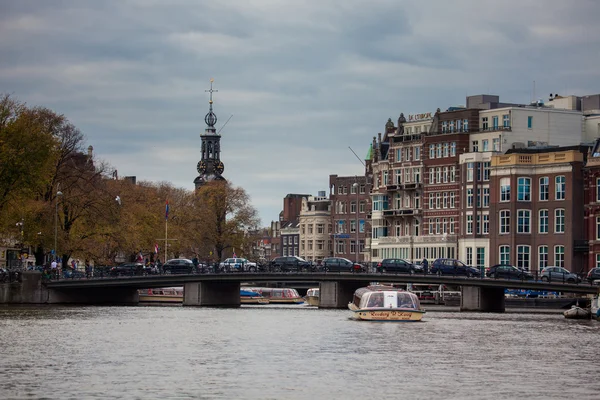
[{"left": 194, "top": 181, "right": 260, "bottom": 262}]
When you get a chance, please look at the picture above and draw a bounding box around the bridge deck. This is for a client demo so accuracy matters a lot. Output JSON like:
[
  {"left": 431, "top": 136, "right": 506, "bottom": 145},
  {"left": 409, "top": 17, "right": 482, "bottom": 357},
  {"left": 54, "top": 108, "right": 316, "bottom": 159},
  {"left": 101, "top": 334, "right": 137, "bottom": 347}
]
[{"left": 45, "top": 273, "right": 600, "bottom": 294}]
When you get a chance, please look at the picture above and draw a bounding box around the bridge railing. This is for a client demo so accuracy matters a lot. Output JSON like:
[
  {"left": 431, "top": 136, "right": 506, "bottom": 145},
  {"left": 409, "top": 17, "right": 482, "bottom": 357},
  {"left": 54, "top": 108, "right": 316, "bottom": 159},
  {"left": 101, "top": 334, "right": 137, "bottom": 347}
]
[{"left": 36, "top": 264, "right": 600, "bottom": 290}]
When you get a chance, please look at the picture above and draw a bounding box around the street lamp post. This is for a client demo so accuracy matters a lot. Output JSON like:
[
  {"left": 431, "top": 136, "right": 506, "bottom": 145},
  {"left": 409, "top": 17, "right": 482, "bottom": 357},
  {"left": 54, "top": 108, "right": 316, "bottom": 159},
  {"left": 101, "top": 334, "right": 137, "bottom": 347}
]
[{"left": 54, "top": 187, "right": 62, "bottom": 261}]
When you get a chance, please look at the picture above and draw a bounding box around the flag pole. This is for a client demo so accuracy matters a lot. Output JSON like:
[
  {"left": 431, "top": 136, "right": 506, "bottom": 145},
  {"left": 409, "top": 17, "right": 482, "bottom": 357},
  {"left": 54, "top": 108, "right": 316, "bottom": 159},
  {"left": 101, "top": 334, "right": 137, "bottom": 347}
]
[{"left": 165, "top": 217, "right": 168, "bottom": 263}]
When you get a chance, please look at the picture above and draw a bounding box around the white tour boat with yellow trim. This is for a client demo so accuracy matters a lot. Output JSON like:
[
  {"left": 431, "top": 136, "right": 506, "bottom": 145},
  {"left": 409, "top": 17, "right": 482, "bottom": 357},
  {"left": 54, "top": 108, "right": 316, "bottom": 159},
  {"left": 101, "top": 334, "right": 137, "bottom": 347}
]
[
  {"left": 244, "top": 287, "right": 304, "bottom": 304},
  {"left": 348, "top": 285, "right": 425, "bottom": 322},
  {"left": 138, "top": 287, "right": 183, "bottom": 303},
  {"left": 305, "top": 288, "right": 319, "bottom": 306}
]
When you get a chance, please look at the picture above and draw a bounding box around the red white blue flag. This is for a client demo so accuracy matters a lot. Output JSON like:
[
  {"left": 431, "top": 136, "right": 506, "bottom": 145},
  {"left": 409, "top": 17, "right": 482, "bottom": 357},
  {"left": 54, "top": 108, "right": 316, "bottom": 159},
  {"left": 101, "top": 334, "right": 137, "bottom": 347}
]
[{"left": 154, "top": 243, "right": 159, "bottom": 254}]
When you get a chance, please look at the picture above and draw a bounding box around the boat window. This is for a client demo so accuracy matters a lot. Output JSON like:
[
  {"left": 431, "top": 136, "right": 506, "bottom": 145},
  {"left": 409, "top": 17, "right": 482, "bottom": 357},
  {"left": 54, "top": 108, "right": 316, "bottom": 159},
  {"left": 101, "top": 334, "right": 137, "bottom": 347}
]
[
  {"left": 367, "top": 293, "right": 384, "bottom": 307},
  {"left": 397, "top": 293, "right": 416, "bottom": 309}
]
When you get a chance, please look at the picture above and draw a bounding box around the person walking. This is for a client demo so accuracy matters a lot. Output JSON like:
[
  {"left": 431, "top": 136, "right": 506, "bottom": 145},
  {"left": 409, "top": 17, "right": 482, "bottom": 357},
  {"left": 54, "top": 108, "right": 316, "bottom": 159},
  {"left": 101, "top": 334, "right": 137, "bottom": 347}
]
[{"left": 422, "top": 258, "right": 429, "bottom": 275}]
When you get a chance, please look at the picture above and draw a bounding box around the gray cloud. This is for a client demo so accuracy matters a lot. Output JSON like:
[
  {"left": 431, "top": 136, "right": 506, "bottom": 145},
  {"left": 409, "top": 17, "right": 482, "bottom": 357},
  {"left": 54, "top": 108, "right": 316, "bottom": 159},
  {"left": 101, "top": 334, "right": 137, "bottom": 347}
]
[{"left": 1, "top": 0, "right": 600, "bottom": 224}]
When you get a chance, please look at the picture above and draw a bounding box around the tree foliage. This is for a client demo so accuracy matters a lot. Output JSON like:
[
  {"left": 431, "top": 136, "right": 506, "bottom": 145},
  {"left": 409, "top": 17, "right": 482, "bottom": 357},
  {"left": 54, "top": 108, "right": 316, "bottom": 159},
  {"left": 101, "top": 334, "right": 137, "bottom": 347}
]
[{"left": 0, "top": 94, "right": 262, "bottom": 267}]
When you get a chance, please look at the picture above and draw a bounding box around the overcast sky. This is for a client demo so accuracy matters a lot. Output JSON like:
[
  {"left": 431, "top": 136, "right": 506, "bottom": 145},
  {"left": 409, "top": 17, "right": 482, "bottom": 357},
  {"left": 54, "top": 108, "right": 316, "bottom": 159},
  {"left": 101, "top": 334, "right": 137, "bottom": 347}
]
[{"left": 1, "top": 0, "right": 600, "bottom": 225}]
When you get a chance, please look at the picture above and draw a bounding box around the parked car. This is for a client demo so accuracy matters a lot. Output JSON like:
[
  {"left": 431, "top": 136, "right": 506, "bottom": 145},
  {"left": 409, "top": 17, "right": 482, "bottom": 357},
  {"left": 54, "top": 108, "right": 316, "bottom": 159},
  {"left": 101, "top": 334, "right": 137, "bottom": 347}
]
[
  {"left": 377, "top": 258, "right": 419, "bottom": 274},
  {"left": 540, "top": 266, "right": 581, "bottom": 283},
  {"left": 586, "top": 267, "right": 600, "bottom": 283},
  {"left": 219, "top": 258, "right": 258, "bottom": 272},
  {"left": 110, "top": 262, "right": 146, "bottom": 276},
  {"left": 486, "top": 264, "right": 534, "bottom": 280},
  {"left": 162, "top": 258, "right": 195, "bottom": 274},
  {"left": 430, "top": 258, "right": 480, "bottom": 277},
  {"left": 270, "top": 256, "right": 313, "bottom": 272},
  {"left": 321, "top": 257, "right": 366, "bottom": 273}
]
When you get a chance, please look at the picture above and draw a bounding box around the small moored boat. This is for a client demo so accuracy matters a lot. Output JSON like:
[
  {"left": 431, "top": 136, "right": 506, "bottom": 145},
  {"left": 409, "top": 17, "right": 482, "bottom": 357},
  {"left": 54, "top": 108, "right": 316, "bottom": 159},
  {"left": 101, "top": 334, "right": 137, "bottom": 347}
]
[
  {"left": 348, "top": 285, "right": 425, "bottom": 322},
  {"left": 563, "top": 304, "right": 591, "bottom": 319},
  {"left": 244, "top": 287, "right": 304, "bottom": 304},
  {"left": 240, "top": 289, "right": 269, "bottom": 304},
  {"left": 138, "top": 287, "right": 183, "bottom": 303},
  {"left": 305, "top": 288, "right": 319, "bottom": 306}
]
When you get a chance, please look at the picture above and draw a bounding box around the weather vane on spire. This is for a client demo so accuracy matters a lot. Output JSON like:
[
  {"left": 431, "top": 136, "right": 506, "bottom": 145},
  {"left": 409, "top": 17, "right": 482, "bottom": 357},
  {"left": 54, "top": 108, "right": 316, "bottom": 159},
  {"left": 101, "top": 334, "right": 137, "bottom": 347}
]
[{"left": 204, "top": 78, "right": 218, "bottom": 128}]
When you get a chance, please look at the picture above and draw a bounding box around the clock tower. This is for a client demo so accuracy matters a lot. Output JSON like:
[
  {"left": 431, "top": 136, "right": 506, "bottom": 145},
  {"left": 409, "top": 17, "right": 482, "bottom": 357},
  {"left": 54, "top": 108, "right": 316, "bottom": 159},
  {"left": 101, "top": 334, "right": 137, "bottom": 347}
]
[{"left": 194, "top": 79, "right": 226, "bottom": 189}]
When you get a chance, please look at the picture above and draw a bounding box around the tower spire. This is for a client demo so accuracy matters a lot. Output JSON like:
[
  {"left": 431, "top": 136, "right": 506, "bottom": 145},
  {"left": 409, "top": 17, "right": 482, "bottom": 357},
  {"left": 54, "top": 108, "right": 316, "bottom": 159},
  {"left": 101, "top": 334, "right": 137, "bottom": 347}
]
[{"left": 204, "top": 78, "right": 218, "bottom": 129}]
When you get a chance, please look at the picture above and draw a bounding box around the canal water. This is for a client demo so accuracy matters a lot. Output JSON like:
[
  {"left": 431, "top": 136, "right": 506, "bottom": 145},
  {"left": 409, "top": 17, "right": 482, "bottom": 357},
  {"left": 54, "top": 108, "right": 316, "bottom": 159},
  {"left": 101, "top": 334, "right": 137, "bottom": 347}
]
[{"left": 1, "top": 305, "right": 599, "bottom": 399}]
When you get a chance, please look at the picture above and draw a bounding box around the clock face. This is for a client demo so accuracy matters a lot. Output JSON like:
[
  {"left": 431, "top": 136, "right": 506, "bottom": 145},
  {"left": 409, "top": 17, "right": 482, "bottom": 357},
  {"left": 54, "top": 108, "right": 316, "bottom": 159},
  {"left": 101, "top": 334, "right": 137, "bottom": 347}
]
[
  {"left": 215, "top": 161, "right": 224, "bottom": 175},
  {"left": 197, "top": 160, "right": 207, "bottom": 174}
]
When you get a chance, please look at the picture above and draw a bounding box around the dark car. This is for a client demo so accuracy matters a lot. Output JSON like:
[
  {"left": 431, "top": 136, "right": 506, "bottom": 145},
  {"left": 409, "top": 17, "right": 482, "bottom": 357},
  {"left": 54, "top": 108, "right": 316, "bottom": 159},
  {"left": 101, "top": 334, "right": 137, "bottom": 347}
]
[
  {"left": 430, "top": 258, "right": 480, "bottom": 277},
  {"left": 321, "top": 257, "right": 366, "bottom": 273},
  {"left": 271, "top": 256, "right": 313, "bottom": 272},
  {"left": 586, "top": 267, "right": 600, "bottom": 283},
  {"left": 377, "top": 258, "right": 419, "bottom": 274},
  {"left": 110, "top": 262, "right": 145, "bottom": 276},
  {"left": 162, "top": 258, "right": 195, "bottom": 274},
  {"left": 486, "top": 264, "right": 533, "bottom": 280}
]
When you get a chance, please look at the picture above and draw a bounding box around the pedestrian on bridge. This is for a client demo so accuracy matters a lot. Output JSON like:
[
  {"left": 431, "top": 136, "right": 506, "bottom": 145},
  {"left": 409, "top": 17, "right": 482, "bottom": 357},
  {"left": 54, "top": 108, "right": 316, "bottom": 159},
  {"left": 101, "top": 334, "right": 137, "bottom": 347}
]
[{"left": 422, "top": 258, "right": 429, "bottom": 275}]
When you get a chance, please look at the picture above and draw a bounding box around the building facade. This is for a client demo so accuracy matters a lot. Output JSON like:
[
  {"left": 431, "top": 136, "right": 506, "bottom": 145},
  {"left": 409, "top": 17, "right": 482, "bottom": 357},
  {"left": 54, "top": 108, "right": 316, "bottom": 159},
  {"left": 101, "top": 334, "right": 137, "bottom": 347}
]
[
  {"left": 421, "top": 108, "right": 479, "bottom": 262},
  {"left": 299, "top": 193, "right": 331, "bottom": 263},
  {"left": 458, "top": 151, "right": 493, "bottom": 269},
  {"left": 489, "top": 147, "right": 588, "bottom": 273},
  {"left": 329, "top": 174, "right": 369, "bottom": 263},
  {"left": 584, "top": 140, "right": 600, "bottom": 272},
  {"left": 370, "top": 114, "right": 430, "bottom": 263},
  {"left": 280, "top": 221, "right": 300, "bottom": 257}
]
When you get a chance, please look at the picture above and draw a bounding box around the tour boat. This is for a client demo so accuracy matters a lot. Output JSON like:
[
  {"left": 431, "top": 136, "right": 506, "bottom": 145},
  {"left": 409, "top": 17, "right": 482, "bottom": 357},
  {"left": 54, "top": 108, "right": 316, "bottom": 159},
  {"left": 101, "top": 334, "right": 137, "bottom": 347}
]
[
  {"left": 243, "top": 287, "right": 305, "bottom": 304},
  {"left": 348, "top": 285, "right": 425, "bottom": 322},
  {"left": 240, "top": 289, "right": 269, "bottom": 304},
  {"left": 305, "top": 288, "right": 319, "bottom": 306},
  {"left": 138, "top": 287, "right": 183, "bottom": 303},
  {"left": 563, "top": 303, "right": 591, "bottom": 319}
]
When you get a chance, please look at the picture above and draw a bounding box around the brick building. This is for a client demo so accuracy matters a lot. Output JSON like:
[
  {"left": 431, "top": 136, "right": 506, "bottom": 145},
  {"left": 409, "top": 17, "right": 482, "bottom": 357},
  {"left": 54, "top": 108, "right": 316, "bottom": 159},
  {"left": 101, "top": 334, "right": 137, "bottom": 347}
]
[
  {"left": 329, "top": 174, "right": 369, "bottom": 263},
  {"left": 489, "top": 147, "right": 588, "bottom": 273}
]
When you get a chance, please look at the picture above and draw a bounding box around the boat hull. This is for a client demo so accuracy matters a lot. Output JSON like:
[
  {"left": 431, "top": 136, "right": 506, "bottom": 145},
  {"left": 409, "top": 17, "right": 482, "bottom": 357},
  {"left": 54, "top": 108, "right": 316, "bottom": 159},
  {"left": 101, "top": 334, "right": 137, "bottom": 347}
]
[
  {"left": 240, "top": 297, "right": 269, "bottom": 304},
  {"left": 348, "top": 303, "right": 424, "bottom": 321},
  {"left": 305, "top": 296, "right": 319, "bottom": 306},
  {"left": 563, "top": 306, "right": 591, "bottom": 319},
  {"left": 138, "top": 295, "right": 183, "bottom": 303}
]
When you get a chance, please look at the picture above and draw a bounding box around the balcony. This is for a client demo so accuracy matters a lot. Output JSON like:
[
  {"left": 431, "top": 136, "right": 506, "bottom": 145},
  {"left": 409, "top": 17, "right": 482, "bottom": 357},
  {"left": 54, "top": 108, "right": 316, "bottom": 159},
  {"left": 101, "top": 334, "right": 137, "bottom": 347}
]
[
  {"left": 403, "top": 182, "right": 422, "bottom": 190},
  {"left": 383, "top": 209, "right": 415, "bottom": 217},
  {"left": 479, "top": 125, "right": 512, "bottom": 133},
  {"left": 386, "top": 184, "right": 399, "bottom": 191}
]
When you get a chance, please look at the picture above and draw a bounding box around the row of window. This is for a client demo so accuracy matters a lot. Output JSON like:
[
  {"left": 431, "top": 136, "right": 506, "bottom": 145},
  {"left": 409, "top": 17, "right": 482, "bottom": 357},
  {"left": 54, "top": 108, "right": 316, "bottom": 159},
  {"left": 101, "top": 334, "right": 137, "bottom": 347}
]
[
  {"left": 499, "top": 176, "right": 566, "bottom": 202},
  {"left": 374, "top": 246, "right": 457, "bottom": 261},
  {"left": 282, "top": 236, "right": 299, "bottom": 245},
  {"left": 428, "top": 142, "right": 457, "bottom": 159},
  {"left": 498, "top": 209, "right": 566, "bottom": 234},
  {"left": 298, "top": 240, "right": 366, "bottom": 253},
  {"left": 394, "top": 147, "right": 421, "bottom": 162},
  {"left": 428, "top": 166, "right": 456, "bottom": 184},
  {"left": 335, "top": 220, "right": 366, "bottom": 234},
  {"left": 472, "top": 138, "right": 501, "bottom": 152},
  {"left": 466, "top": 162, "right": 491, "bottom": 182},
  {"left": 480, "top": 114, "right": 510, "bottom": 131},
  {"left": 441, "top": 119, "right": 469, "bottom": 134},
  {"left": 300, "top": 224, "right": 331, "bottom": 235},
  {"left": 335, "top": 184, "right": 366, "bottom": 195},
  {"left": 335, "top": 200, "right": 366, "bottom": 214},
  {"left": 465, "top": 247, "right": 486, "bottom": 268},
  {"left": 499, "top": 245, "right": 564, "bottom": 270}
]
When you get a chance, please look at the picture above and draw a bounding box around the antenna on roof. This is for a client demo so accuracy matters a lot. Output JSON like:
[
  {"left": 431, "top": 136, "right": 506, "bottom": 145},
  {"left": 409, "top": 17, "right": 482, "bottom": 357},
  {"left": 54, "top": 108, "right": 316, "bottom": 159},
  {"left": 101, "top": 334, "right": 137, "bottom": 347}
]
[
  {"left": 217, "top": 114, "right": 233, "bottom": 134},
  {"left": 348, "top": 146, "right": 366, "bottom": 167}
]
